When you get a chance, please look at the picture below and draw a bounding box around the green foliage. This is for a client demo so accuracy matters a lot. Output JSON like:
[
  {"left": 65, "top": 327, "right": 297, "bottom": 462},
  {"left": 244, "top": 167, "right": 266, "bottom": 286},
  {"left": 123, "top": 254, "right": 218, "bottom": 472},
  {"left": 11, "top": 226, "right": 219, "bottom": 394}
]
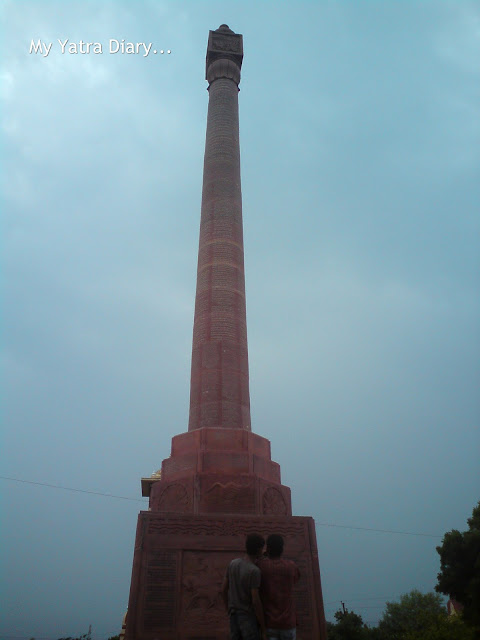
[
  {"left": 327, "top": 587, "right": 477, "bottom": 640},
  {"left": 327, "top": 608, "right": 379, "bottom": 640},
  {"left": 402, "top": 613, "right": 475, "bottom": 640},
  {"left": 377, "top": 590, "right": 445, "bottom": 639},
  {"left": 107, "top": 636, "right": 120, "bottom": 640},
  {"left": 436, "top": 501, "right": 480, "bottom": 628}
]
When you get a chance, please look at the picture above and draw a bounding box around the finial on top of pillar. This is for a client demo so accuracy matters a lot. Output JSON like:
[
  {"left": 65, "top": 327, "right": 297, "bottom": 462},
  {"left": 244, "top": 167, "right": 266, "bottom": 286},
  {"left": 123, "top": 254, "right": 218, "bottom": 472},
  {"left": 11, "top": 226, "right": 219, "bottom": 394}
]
[
  {"left": 216, "top": 24, "right": 234, "bottom": 33},
  {"left": 206, "top": 24, "right": 243, "bottom": 84}
]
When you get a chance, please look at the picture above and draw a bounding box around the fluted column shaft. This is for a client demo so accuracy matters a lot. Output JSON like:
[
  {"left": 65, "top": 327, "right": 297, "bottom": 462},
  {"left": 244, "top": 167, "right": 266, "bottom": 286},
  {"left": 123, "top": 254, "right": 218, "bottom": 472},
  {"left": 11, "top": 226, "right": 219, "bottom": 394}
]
[{"left": 188, "top": 36, "right": 250, "bottom": 432}]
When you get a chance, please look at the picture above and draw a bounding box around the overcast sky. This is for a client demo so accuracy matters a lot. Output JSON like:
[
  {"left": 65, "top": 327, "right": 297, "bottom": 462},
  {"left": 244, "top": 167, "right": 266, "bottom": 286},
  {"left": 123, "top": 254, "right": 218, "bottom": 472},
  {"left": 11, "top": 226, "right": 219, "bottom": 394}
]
[{"left": 2, "top": 1, "right": 479, "bottom": 637}]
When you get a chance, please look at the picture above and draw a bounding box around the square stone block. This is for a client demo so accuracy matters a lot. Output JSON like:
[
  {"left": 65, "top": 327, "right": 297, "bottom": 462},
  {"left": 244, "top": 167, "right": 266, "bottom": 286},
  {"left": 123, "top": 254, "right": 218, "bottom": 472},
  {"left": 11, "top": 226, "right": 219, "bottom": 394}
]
[{"left": 125, "top": 513, "right": 327, "bottom": 640}]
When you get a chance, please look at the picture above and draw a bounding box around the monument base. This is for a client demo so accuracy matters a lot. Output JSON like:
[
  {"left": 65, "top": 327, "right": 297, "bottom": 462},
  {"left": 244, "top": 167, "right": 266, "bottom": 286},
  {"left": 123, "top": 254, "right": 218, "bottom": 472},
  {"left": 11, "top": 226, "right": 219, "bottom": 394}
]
[{"left": 124, "top": 512, "right": 327, "bottom": 640}]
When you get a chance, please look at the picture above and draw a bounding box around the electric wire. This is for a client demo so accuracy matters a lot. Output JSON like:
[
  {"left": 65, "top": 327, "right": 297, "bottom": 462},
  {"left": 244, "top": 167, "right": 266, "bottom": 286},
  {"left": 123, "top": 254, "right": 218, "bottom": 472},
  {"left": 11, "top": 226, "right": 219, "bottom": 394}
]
[
  {"left": 1, "top": 477, "right": 436, "bottom": 634},
  {"left": 1, "top": 475, "right": 443, "bottom": 537},
  {"left": 315, "top": 521, "right": 441, "bottom": 538},
  {"left": 0, "top": 475, "right": 146, "bottom": 503}
]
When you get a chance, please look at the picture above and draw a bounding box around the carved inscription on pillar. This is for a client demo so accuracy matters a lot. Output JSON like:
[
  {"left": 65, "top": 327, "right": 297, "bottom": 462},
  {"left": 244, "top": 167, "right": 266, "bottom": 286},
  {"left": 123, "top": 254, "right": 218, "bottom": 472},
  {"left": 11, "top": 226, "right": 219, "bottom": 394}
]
[
  {"left": 292, "top": 554, "right": 313, "bottom": 632},
  {"left": 143, "top": 551, "right": 177, "bottom": 630},
  {"left": 211, "top": 34, "right": 242, "bottom": 53}
]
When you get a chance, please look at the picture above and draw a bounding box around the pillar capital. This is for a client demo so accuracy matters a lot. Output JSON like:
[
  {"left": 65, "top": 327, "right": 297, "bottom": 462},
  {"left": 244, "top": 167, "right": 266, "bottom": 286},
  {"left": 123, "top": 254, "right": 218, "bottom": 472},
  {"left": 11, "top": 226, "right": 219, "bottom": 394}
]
[
  {"left": 206, "top": 24, "right": 243, "bottom": 84},
  {"left": 206, "top": 58, "right": 241, "bottom": 86}
]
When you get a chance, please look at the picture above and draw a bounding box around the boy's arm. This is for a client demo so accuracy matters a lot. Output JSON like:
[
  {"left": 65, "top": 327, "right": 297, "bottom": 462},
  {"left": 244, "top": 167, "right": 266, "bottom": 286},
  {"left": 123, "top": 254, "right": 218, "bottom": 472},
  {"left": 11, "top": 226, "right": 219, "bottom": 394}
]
[
  {"left": 251, "top": 588, "right": 267, "bottom": 638},
  {"left": 221, "top": 574, "right": 229, "bottom": 612}
]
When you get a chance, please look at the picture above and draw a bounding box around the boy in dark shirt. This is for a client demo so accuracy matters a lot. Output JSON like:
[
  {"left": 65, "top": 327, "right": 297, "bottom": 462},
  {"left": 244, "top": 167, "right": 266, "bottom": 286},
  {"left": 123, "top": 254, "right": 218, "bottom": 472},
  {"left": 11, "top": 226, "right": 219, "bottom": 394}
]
[
  {"left": 257, "top": 534, "right": 300, "bottom": 640},
  {"left": 222, "top": 534, "right": 267, "bottom": 640}
]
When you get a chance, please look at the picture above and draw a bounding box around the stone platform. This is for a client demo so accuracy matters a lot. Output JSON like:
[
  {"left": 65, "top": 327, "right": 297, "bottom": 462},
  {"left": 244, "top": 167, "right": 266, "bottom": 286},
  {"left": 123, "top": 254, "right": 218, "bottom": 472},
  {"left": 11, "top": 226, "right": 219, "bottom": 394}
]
[{"left": 124, "top": 512, "right": 327, "bottom": 640}]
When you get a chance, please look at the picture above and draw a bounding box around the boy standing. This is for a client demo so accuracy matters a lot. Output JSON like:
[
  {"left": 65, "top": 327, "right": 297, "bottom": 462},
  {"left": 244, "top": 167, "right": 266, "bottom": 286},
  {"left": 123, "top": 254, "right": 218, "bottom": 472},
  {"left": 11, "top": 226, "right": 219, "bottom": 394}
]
[
  {"left": 257, "top": 534, "right": 300, "bottom": 640},
  {"left": 222, "top": 534, "right": 267, "bottom": 640}
]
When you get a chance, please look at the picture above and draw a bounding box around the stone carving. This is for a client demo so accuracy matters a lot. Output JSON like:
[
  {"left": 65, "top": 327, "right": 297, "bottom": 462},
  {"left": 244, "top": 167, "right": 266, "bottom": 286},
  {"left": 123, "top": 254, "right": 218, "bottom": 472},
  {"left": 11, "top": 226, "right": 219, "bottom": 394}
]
[
  {"left": 206, "top": 59, "right": 241, "bottom": 96},
  {"left": 211, "top": 35, "right": 241, "bottom": 53},
  {"left": 147, "top": 516, "right": 306, "bottom": 539},
  {"left": 206, "top": 480, "right": 249, "bottom": 497},
  {"left": 181, "top": 552, "right": 234, "bottom": 626},
  {"left": 203, "top": 480, "right": 255, "bottom": 514},
  {"left": 157, "top": 483, "right": 190, "bottom": 512},
  {"left": 262, "top": 487, "right": 288, "bottom": 515},
  {"left": 292, "top": 556, "right": 312, "bottom": 630},
  {"left": 143, "top": 551, "right": 177, "bottom": 630}
]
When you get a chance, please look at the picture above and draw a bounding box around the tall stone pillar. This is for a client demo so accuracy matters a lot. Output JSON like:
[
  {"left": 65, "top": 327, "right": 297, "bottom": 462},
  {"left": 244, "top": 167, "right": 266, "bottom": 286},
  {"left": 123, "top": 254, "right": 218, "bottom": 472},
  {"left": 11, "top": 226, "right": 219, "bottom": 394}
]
[
  {"left": 189, "top": 25, "right": 250, "bottom": 432},
  {"left": 124, "top": 26, "right": 328, "bottom": 640}
]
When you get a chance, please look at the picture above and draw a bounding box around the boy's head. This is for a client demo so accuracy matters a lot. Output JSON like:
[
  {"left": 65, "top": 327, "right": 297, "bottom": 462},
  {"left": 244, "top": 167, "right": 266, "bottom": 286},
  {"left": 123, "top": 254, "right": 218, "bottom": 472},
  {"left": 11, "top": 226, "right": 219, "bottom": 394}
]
[
  {"left": 245, "top": 533, "right": 265, "bottom": 557},
  {"left": 266, "top": 534, "right": 284, "bottom": 558}
]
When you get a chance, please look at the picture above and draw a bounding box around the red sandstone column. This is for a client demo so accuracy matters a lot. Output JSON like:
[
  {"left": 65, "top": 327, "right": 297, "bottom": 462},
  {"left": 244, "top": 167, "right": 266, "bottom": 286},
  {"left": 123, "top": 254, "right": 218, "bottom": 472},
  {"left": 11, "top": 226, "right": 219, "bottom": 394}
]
[{"left": 188, "top": 25, "right": 251, "bottom": 432}]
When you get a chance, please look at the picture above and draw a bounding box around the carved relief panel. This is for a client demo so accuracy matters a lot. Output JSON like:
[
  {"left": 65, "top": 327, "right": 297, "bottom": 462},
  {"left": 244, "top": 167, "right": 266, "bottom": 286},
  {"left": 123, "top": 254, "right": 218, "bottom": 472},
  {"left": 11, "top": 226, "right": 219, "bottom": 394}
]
[
  {"left": 262, "top": 487, "right": 288, "bottom": 515},
  {"left": 181, "top": 551, "right": 237, "bottom": 628},
  {"left": 199, "top": 475, "right": 256, "bottom": 514},
  {"left": 150, "top": 480, "right": 193, "bottom": 513}
]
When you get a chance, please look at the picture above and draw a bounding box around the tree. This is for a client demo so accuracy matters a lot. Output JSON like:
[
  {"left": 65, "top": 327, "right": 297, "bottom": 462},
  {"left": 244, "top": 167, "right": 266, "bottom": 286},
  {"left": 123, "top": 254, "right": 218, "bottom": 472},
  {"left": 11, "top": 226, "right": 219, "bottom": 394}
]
[
  {"left": 327, "top": 608, "right": 380, "bottom": 640},
  {"left": 436, "top": 501, "right": 480, "bottom": 628},
  {"left": 402, "top": 613, "right": 475, "bottom": 640},
  {"left": 377, "top": 590, "right": 445, "bottom": 638}
]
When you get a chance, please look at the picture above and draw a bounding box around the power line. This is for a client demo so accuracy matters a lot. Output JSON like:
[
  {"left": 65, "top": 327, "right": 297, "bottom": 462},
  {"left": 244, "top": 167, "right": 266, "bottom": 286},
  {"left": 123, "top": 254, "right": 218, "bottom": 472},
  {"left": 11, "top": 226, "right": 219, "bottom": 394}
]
[
  {"left": 325, "top": 595, "right": 399, "bottom": 604},
  {"left": 0, "top": 632, "right": 121, "bottom": 640},
  {"left": 315, "top": 521, "right": 442, "bottom": 538},
  {"left": 0, "top": 476, "right": 146, "bottom": 503},
  {"left": 0, "top": 476, "right": 443, "bottom": 537},
  {"left": 0, "top": 636, "right": 119, "bottom": 640},
  {"left": 0, "top": 636, "right": 59, "bottom": 639},
  {"left": 346, "top": 605, "right": 386, "bottom": 610},
  {"left": 325, "top": 604, "right": 386, "bottom": 610},
  {"left": 0, "top": 630, "right": 121, "bottom": 639}
]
